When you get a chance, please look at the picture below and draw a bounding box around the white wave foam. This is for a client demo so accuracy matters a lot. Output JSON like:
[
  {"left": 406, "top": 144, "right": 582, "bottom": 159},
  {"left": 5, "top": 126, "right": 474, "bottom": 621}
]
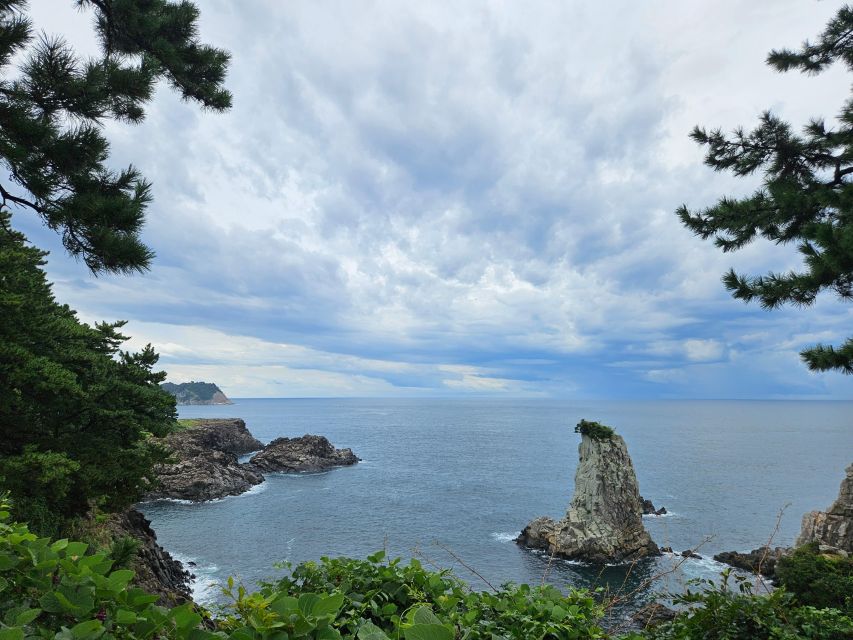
[
  {"left": 240, "top": 482, "right": 267, "bottom": 497},
  {"left": 171, "top": 552, "right": 221, "bottom": 604},
  {"left": 491, "top": 531, "right": 520, "bottom": 543},
  {"left": 141, "top": 482, "right": 268, "bottom": 506},
  {"left": 643, "top": 511, "right": 678, "bottom": 518}
]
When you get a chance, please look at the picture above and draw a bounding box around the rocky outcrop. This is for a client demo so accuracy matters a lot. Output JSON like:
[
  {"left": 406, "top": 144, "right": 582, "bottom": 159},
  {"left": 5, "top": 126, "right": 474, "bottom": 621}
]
[
  {"left": 250, "top": 434, "right": 360, "bottom": 473},
  {"left": 106, "top": 509, "right": 192, "bottom": 605},
  {"left": 147, "top": 420, "right": 264, "bottom": 501},
  {"left": 180, "top": 418, "right": 263, "bottom": 454},
  {"left": 713, "top": 547, "right": 788, "bottom": 578},
  {"left": 796, "top": 463, "right": 853, "bottom": 554},
  {"left": 640, "top": 496, "right": 667, "bottom": 516},
  {"left": 517, "top": 425, "right": 659, "bottom": 563}
]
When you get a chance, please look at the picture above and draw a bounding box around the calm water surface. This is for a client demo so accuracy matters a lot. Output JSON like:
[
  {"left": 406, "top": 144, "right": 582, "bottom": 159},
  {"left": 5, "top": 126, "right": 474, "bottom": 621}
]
[{"left": 139, "top": 398, "right": 852, "bottom": 622}]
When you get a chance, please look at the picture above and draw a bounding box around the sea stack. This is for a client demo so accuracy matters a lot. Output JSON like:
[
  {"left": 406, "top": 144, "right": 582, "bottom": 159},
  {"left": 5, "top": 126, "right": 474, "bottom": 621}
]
[
  {"left": 516, "top": 419, "right": 659, "bottom": 563},
  {"left": 796, "top": 462, "right": 853, "bottom": 554}
]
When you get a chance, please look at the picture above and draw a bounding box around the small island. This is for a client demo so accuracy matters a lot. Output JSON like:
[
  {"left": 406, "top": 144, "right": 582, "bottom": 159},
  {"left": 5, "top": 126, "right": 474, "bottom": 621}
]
[{"left": 161, "top": 381, "right": 233, "bottom": 405}]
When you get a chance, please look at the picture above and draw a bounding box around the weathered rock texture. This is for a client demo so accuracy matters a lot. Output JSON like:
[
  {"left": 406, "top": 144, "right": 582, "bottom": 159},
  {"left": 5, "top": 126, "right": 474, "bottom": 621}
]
[
  {"left": 147, "top": 419, "right": 264, "bottom": 501},
  {"left": 181, "top": 418, "right": 263, "bottom": 454},
  {"left": 796, "top": 462, "right": 853, "bottom": 554},
  {"left": 250, "top": 434, "right": 360, "bottom": 473},
  {"left": 713, "top": 547, "right": 788, "bottom": 578},
  {"left": 517, "top": 433, "right": 659, "bottom": 563},
  {"left": 105, "top": 509, "right": 192, "bottom": 605}
]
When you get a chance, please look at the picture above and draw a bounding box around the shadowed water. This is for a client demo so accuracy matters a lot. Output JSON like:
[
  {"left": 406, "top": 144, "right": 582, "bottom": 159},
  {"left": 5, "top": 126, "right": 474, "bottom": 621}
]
[{"left": 140, "top": 398, "right": 852, "bottom": 623}]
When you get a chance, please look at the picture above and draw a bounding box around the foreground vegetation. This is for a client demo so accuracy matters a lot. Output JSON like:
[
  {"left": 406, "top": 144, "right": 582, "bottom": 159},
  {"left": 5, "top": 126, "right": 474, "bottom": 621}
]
[{"left": 1, "top": 497, "right": 850, "bottom": 640}]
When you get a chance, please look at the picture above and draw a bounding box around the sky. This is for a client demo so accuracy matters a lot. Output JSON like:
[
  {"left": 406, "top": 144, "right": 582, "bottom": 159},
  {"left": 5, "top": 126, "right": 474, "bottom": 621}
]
[{"left": 12, "top": 1, "right": 853, "bottom": 399}]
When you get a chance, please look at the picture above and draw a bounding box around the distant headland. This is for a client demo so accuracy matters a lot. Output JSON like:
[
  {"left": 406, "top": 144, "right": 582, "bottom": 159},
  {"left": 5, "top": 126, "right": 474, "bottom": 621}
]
[{"left": 160, "top": 381, "right": 233, "bottom": 405}]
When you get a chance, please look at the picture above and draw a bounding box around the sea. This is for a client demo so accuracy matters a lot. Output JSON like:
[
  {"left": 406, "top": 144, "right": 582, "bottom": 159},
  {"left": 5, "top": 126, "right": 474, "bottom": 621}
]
[{"left": 139, "top": 398, "right": 852, "bottom": 624}]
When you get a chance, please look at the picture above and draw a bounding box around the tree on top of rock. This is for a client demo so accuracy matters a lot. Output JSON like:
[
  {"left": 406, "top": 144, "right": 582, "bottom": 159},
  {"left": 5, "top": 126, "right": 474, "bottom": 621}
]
[
  {"left": 0, "top": 0, "right": 231, "bottom": 274},
  {"left": 678, "top": 5, "right": 853, "bottom": 374}
]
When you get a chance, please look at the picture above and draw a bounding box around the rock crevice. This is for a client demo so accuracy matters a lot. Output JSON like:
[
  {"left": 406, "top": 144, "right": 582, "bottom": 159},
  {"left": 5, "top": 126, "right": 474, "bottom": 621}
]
[{"left": 517, "top": 425, "right": 659, "bottom": 564}]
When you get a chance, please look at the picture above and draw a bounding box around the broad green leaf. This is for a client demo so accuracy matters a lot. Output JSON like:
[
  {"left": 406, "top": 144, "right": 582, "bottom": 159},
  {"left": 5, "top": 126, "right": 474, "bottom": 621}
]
[
  {"left": 297, "top": 593, "right": 321, "bottom": 616},
  {"left": 315, "top": 627, "right": 341, "bottom": 640},
  {"left": 70, "top": 619, "right": 103, "bottom": 639},
  {"left": 403, "top": 624, "right": 453, "bottom": 640},
  {"left": 269, "top": 595, "right": 298, "bottom": 616},
  {"left": 412, "top": 607, "right": 441, "bottom": 625},
  {"left": 292, "top": 617, "right": 316, "bottom": 636},
  {"left": 226, "top": 626, "right": 254, "bottom": 640},
  {"left": 367, "top": 550, "right": 385, "bottom": 563},
  {"left": 38, "top": 591, "right": 63, "bottom": 613},
  {"left": 65, "top": 542, "right": 89, "bottom": 559},
  {"left": 357, "top": 622, "right": 391, "bottom": 640},
  {"left": 171, "top": 604, "right": 202, "bottom": 629},
  {"left": 51, "top": 539, "right": 69, "bottom": 552},
  {"left": 0, "top": 628, "right": 24, "bottom": 640},
  {"left": 108, "top": 569, "right": 135, "bottom": 590},
  {"left": 311, "top": 593, "right": 344, "bottom": 617},
  {"left": 115, "top": 609, "right": 137, "bottom": 624},
  {"left": 15, "top": 608, "right": 41, "bottom": 625}
]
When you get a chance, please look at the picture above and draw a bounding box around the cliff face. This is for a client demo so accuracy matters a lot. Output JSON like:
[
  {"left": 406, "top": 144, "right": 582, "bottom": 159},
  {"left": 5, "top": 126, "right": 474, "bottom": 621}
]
[
  {"left": 105, "top": 509, "right": 192, "bottom": 606},
  {"left": 147, "top": 419, "right": 264, "bottom": 502},
  {"left": 796, "top": 463, "right": 853, "bottom": 553},
  {"left": 517, "top": 433, "right": 659, "bottom": 563}
]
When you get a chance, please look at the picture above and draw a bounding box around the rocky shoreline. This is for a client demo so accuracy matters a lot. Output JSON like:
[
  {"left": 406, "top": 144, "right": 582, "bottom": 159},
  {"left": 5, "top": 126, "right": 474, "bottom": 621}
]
[
  {"left": 124, "top": 418, "right": 360, "bottom": 599},
  {"left": 146, "top": 418, "right": 360, "bottom": 502},
  {"left": 713, "top": 463, "right": 852, "bottom": 578}
]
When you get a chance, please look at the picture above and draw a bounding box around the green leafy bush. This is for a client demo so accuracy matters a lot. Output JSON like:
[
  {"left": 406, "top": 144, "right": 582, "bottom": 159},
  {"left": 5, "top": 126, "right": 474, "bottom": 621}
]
[
  {"left": 775, "top": 543, "right": 853, "bottom": 611},
  {"left": 633, "top": 570, "right": 853, "bottom": 640},
  {"left": 268, "top": 551, "right": 607, "bottom": 639},
  {"left": 575, "top": 420, "right": 616, "bottom": 441}
]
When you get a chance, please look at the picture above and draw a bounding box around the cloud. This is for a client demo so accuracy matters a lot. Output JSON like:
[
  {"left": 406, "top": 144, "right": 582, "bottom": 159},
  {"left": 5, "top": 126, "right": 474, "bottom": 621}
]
[{"left": 10, "top": 0, "right": 853, "bottom": 399}]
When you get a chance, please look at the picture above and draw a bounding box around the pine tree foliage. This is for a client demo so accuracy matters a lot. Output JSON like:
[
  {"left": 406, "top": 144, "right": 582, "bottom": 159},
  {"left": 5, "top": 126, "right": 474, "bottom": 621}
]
[
  {"left": 0, "top": 210, "right": 176, "bottom": 535},
  {"left": 0, "top": 0, "right": 230, "bottom": 274},
  {"left": 677, "top": 5, "right": 853, "bottom": 374}
]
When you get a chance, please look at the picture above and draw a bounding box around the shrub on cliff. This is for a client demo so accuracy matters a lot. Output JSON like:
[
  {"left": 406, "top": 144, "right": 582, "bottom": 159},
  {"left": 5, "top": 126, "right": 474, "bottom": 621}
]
[
  {"left": 0, "top": 214, "right": 175, "bottom": 534},
  {"left": 774, "top": 543, "right": 853, "bottom": 611},
  {"left": 627, "top": 570, "right": 853, "bottom": 640},
  {"left": 575, "top": 419, "right": 616, "bottom": 441}
]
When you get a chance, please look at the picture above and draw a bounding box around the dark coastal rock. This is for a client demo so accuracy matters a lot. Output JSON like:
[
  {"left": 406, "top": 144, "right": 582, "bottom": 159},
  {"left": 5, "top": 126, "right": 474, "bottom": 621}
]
[
  {"left": 681, "top": 549, "right": 702, "bottom": 559},
  {"left": 713, "top": 547, "right": 788, "bottom": 578},
  {"left": 250, "top": 434, "right": 360, "bottom": 473},
  {"left": 797, "top": 462, "right": 853, "bottom": 554},
  {"left": 660, "top": 546, "right": 673, "bottom": 553},
  {"left": 147, "top": 419, "right": 265, "bottom": 501},
  {"left": 517, "top": 429, "right": 660, "bottom": 564},
  {"left": 632, "top": 601, "right": 678, "bottom": 628},
  {"left": 182, "top": 418, "right": 263, "bottom": 454},
  {"left": 640, "top": 496, "right": 667, "bottom": 516},
  {"left": 105, "top": 509, "right": 192, "bottom": 605}
]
